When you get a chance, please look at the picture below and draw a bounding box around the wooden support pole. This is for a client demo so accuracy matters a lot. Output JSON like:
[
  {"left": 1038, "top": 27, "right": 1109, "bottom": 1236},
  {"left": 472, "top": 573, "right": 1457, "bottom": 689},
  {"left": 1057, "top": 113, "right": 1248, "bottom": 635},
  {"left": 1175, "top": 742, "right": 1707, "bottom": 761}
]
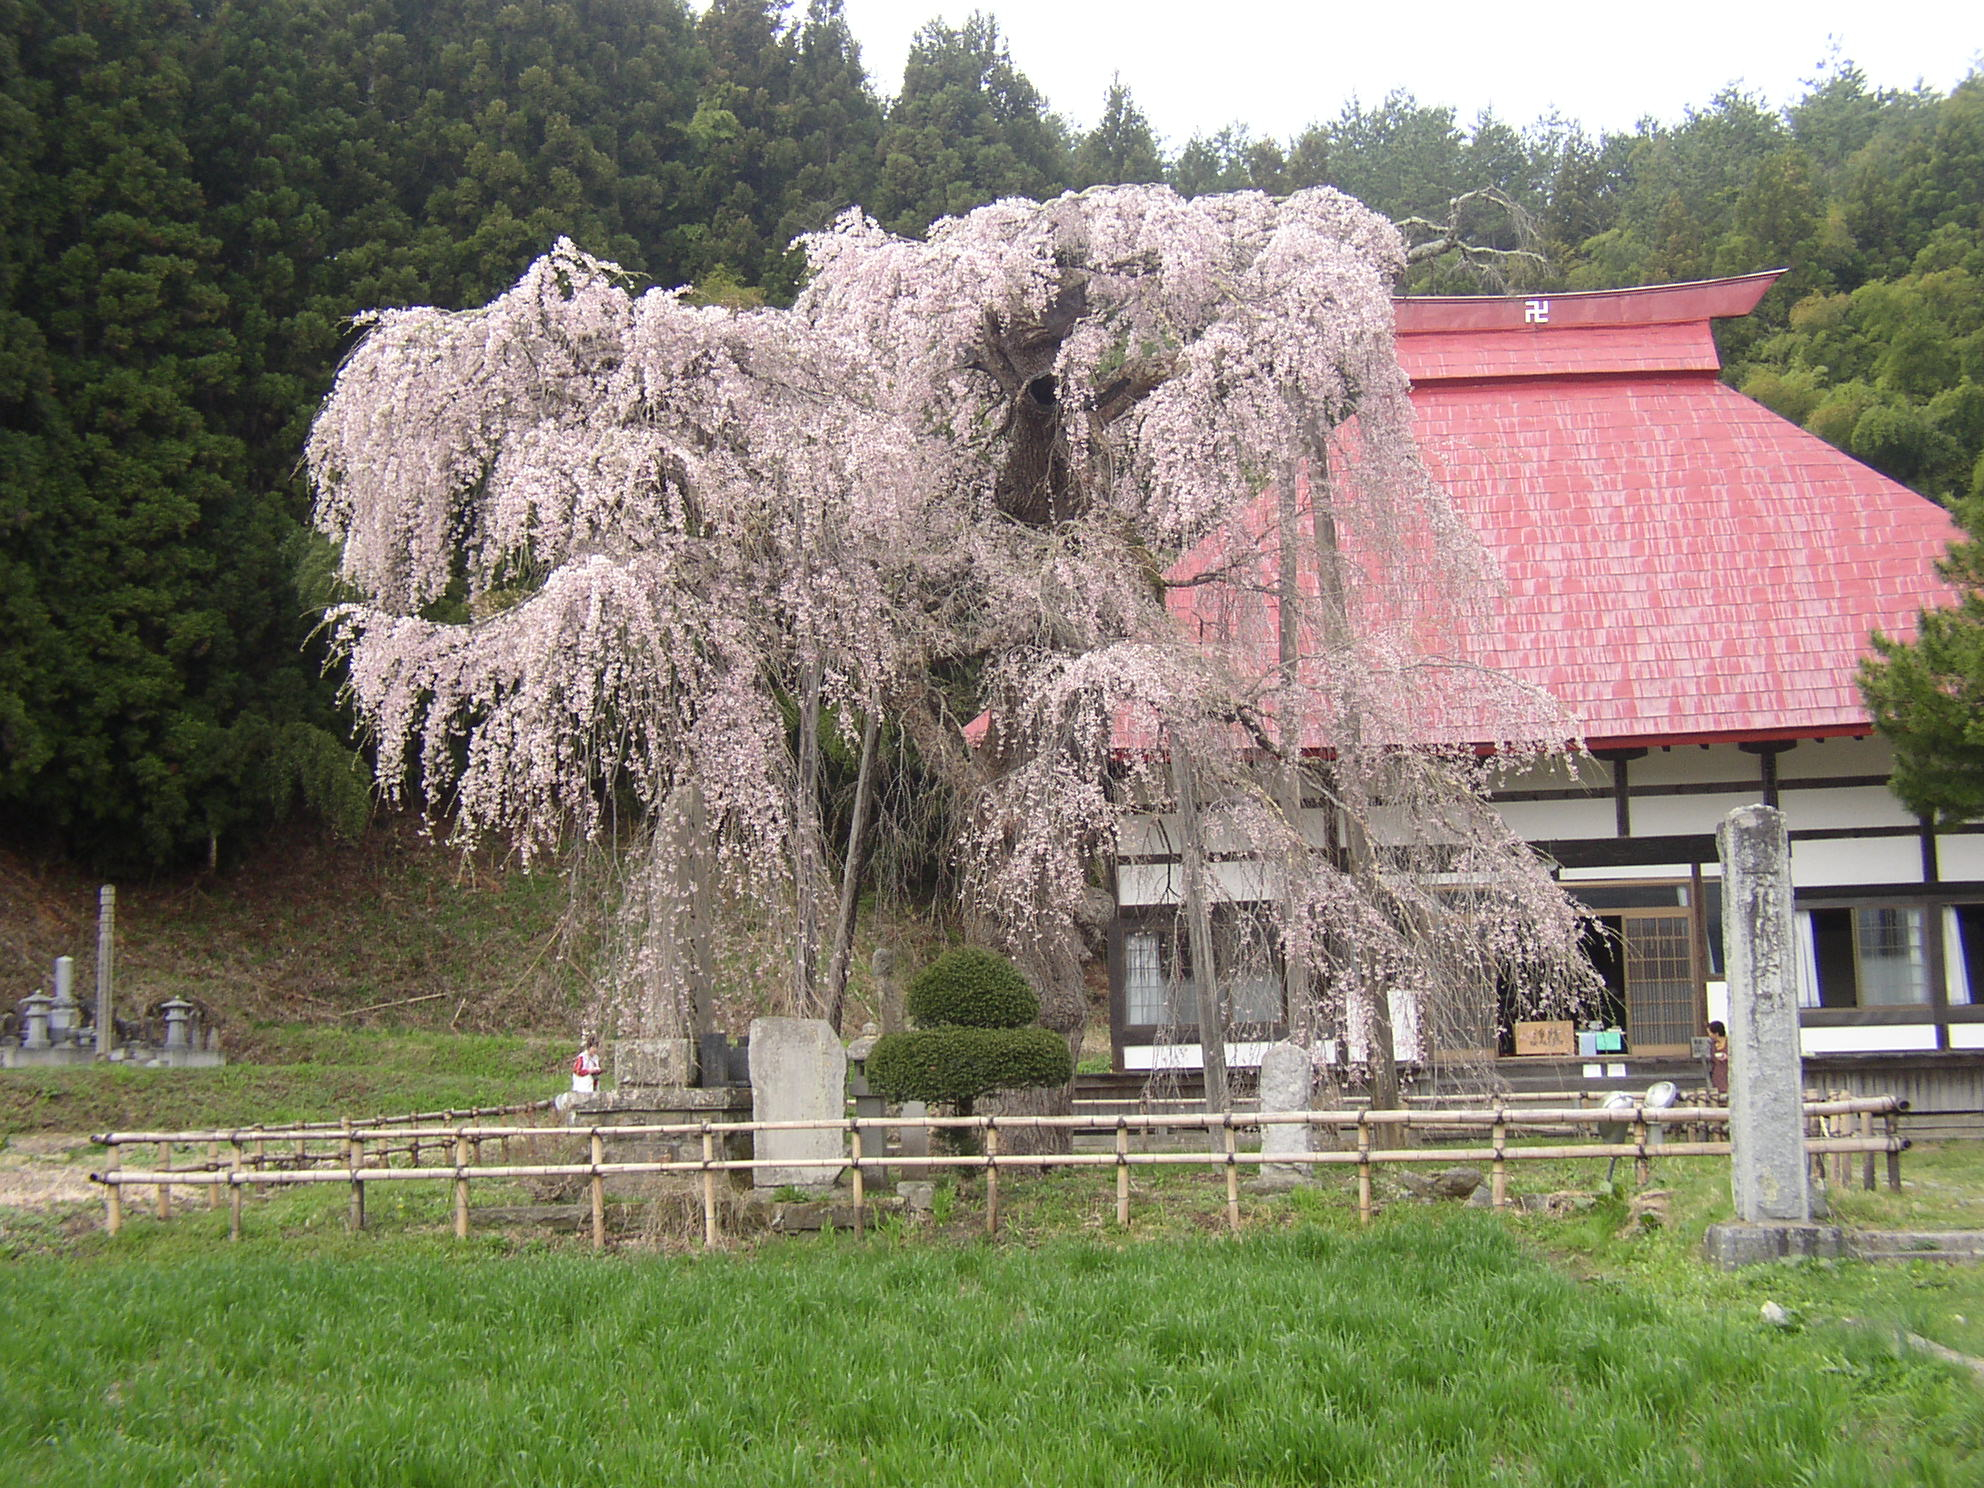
[
  {"left": 984, "top": 1122, "right": 1000, "bottom": 1236},
  {"left": 1491, "top": 1114, "right": 1508, "bottom": 1210},
  {"left": 1223, "top": 1118, "right": 1240, "bottom": 1233},
  {"left": 1356, "top": 1114, "right": 1372, "bottom": 1225},
  {"left": 453, "top": 1131, "right": 470, "bottom": 1239},
  {"left": 105, "top": 1145, "right": 122, "bottom": 1236},
  {"left": 348, "top": 1126, "right": 366, "bottom": 1232},
  {"left": 208, "top": 1141, "right": 223, "bottom": 1210},
  {"left": 850, "top": 1124, "right": 865, "bottom": 1237},
  {"left": 229, "top": 1139, "right": 243, "bottom": 1242},
  {"left": 1886, "top": 1111, "right": 1903, "bottom": 1193},
  {"left": 1633, "top": 1112, "right": 1650, "bottom": 1188},
  {"left": 1861, "top": 1109, "right": 1876, "bottom": 1192},
  {"left": 589, "top": 1131, "right": 605, "bottom": 1252},
  {"left": 701, "top": 1127, "right": 718, "bottom": 1249},
  {"left": 156, "top": 1140, "right": 171, "bottom": 1220},
  {"left": 1115, "top": 1118, "right": 1130, "bottom": 1229}
]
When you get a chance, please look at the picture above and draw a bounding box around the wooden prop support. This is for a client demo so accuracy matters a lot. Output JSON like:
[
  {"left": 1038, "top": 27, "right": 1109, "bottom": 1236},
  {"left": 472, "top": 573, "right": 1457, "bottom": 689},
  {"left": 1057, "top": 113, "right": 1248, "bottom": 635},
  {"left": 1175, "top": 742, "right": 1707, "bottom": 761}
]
[
  {"left": 984, "top": 1122, "right": 1000, "bottom": 1236},
  {"left": 1355, "top": 1114, "right": 1373, "bottom": 1224},
  {"left": 701, "top": 1126, "right": 718, "bottom": 1249},
  {"left": 850, "top": 1124, "right": 865, "bottom": 1237},
  {"left": 229, "top": 1139, "right": 243, "bottom": 1242},
  {"left": 1223, "top": 1118, "right": 1240, "bottom": 1233},
  {"left": 1115, "top": 1118, "right": 1130, "bottom": 1228},
  {"left": 453, "top": 1131, "right": 470, "bottom": 1240},
  {"left": 590, "top": 1131, "right": 604, "bottom": 1252}
]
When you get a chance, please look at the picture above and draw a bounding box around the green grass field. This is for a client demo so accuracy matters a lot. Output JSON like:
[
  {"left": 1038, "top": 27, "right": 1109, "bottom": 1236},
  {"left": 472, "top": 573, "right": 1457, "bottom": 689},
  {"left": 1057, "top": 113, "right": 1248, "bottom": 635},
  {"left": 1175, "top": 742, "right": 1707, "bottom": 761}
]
[
  {"left": 6, "top": 1216, "right": 1982, "bottom": 1488},
  {"left": 8, "top": 1136, "right": 1984, "bottom": 1486}
]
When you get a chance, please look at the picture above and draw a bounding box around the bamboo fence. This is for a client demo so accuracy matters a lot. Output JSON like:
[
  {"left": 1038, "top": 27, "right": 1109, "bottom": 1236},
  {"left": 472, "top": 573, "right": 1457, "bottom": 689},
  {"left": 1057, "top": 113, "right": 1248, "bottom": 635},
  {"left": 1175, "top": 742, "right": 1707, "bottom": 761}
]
[{"left": 91, "top": 1095, "right": 1908, "bottom": 1249}]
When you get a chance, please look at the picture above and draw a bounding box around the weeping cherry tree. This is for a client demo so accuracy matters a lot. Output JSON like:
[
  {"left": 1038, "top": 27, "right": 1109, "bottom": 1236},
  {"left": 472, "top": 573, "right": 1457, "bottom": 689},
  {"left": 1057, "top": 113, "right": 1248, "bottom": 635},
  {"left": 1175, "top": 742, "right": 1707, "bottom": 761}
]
[{"left": 306, "top": 184, "right": 1593, "bottom": 1117}]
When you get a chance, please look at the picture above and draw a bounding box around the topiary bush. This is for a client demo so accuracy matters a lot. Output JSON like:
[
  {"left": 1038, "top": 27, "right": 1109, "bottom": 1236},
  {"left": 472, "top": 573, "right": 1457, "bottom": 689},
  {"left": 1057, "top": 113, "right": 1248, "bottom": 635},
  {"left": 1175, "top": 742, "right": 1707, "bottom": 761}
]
[
  {"left": 865, "top": 1025, "right": 1071, "bottom": 1109},
  {"left": 868, "top": 947, "right": 1070, "bottom": 1121},
  {"left": 905, "top": 946, "right": 1039, "bottom": 1029}
]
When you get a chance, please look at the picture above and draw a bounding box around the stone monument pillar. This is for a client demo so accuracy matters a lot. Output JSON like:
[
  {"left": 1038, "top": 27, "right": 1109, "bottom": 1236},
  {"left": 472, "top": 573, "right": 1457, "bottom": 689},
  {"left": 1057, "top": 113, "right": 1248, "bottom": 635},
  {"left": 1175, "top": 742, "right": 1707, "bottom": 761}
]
[
  {"left": 1703, "top": 805, "right": 1843, "bottom": 1267},
  {"left": 749, "top": 1017, "right": 846, "bottom": 1192},
  {"left": 1251, "top": 1041, "right": 1315, "bottom": 1191}
]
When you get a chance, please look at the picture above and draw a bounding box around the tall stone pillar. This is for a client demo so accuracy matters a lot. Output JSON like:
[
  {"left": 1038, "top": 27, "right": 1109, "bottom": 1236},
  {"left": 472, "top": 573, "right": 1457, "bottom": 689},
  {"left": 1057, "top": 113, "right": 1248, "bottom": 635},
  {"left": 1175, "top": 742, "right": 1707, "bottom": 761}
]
[{"left": 1704, "top": 806, "right": 1842, "bottom": 1266}]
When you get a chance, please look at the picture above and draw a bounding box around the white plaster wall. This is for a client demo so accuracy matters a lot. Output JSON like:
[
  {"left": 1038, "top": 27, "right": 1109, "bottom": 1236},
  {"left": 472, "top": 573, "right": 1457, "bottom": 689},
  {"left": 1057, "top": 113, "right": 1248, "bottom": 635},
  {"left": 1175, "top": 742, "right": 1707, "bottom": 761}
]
[
  {"left": 1123, "top": 1041, "right": 1272, "bottom": 1071},
  {"left": 1782, "top": 784, "right": 1918, "bottom": 833},
  {"left": 1116, "top": 859, "right": 1280, "bottom": 907},
  {"left": 1631, "top": 792, "right": 1762, "bottom": 837},
  {"left": 1492, "top": 795, "right": 1615, "bottom": 842},
  {"left": 1800, "top": 1024, "right": 1938, "bottom": 1054},
  {"left": 1634, "top": 745, "right": 1756, "bottom": 788},
  {"left": 1936, "top": 834, "right": 1984, "bottom": 882},
  {"left": 1778, "top": 734, "right": 1890, "bottom": 781},
  {"left": 1789, "top": 836, "right": 1923, "bottom": 888}
]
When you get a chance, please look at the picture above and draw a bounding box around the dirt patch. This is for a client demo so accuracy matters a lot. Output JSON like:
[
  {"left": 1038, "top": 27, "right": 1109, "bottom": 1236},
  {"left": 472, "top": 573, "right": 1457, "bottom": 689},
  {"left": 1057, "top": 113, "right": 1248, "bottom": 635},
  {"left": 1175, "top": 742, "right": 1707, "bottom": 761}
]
[{"left": 0, "top": 1133, "right": 99, "bottom": 1207}]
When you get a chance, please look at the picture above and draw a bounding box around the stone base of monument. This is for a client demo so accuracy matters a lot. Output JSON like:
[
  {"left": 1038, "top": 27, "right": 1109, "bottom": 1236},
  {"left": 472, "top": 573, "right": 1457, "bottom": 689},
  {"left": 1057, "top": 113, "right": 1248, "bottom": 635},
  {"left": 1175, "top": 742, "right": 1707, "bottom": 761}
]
[
  {"left": 611, "top": 1037, "right": 698, "bottom": 1088},
  {"left": 561, "top": 1084, "right": 753, "bottom": 1194},
  {"left": 1702, "top": 1221, "right": 1847, "bottom": 1269}
]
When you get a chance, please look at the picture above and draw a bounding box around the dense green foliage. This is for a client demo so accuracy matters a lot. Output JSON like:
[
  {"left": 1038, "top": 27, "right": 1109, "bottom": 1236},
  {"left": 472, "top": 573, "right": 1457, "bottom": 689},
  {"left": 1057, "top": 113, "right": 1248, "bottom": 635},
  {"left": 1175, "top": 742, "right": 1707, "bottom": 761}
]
[
  {"left": 905, "top": 945, "right": 1039, "bottom": 1029},
  {"left": 5, "top": 0, "right": 1981, "bottom": 868},
  {"left": 865, "top": 1023, "right": 1071, "bottom": 1109},
  {"left": 872, "top": 946, "right": 1067, "bottom": 1110},
  {"left": 4, "top": 1222, "right": 1981, "bottom": 1484},
  {"left": 1862, "top": 495, "right": 1984, "bottom": 821}
]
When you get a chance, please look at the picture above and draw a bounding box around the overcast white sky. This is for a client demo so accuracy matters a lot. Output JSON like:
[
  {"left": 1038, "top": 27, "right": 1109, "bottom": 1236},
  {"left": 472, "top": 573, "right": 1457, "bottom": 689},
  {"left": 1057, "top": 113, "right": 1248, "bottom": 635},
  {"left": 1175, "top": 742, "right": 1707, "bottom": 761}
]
[{"left": 824, "top": 1, "right": 1978, "bottom": 144}]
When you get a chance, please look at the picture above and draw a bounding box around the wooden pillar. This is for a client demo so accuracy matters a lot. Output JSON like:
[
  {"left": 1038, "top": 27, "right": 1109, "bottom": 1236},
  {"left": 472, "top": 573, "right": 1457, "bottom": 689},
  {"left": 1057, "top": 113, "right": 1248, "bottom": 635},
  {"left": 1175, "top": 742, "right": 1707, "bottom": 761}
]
[
  {"left": 229, "top": 1139, "right": 243, "bottom": 1242},
  {"left": 589, "top": 1130, "right": 605, "bottom": 1252},
  {"left": 453, "top": 1131, "right": 470, "bottom": 1239},
  {"left": 850, "top": 1124, "right": 865, "bottom": 1236},
  {"left": 156, "top": 1140, "right": 172, "bottom": 1221},
  {"left": 104, "top": 1145, "right": 122, "bottom": 1236},
  {"left": 701, "top": 1127, "right": 718, "bottom": 1249},
  {"left": 1222, "top": 1118, "right": 1240, "bottom": 1233},
  {"left": 1115, "top": 1118, "right": 1130, "bottom": 1229},
  {"left": 1491, "top": 1112, "right": 1508, "bottom": 1210},
  {"left": 984, "top": 1122, "right": 1000, "bottom": 1236},
  {"left": 1355, "top": 1114, "right": 1372, "bottom": 1225}
]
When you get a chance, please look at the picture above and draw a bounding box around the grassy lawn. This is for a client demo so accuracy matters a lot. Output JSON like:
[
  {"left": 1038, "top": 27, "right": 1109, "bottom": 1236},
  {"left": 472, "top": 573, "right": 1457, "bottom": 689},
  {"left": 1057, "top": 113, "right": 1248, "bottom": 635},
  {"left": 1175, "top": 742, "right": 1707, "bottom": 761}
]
[
  {"left": 6, "top": 1215, "right": 1982, "bottom": 1487},
  {"left": 0, "top": 1028, "right": 569, "bottom": 1134},
  {"left": 6, "top": 1135, "right": 1984, "bottom": 1485}
]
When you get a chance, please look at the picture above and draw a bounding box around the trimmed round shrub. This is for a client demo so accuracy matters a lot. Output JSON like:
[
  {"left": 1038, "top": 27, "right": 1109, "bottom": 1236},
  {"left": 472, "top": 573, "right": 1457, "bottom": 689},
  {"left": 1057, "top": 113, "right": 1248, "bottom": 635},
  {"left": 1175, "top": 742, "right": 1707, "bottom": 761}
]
[
  {"left": 865, "top": 1025, "right": 1073, "bottom": 1111},
  {"left": 906, "top": 947, "right": 1038, "bottom": 1029}
]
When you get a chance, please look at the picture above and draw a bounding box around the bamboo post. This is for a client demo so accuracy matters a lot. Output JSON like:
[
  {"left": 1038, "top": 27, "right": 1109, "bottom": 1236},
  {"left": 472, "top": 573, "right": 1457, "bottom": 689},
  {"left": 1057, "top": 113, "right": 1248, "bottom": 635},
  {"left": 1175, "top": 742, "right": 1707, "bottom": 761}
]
[
  {"left": 1491, "top": 1112, "right": 1508, "bottom": 1210},
  {"left": 984, "top": 1122, "right": 1000, "bottom": 1236},
  {"left": 104, "top": 1144, "right": 122, "bottom": 1236},
  {"left": 1356, "top": 1113, "right": 1372, "bottom": 1225},
  {"left": 156, "top": 1140, "right": 171, "bottom": 1220},
  {"left": 1886, "top": 1110, "right": 1902, "bottom": 1192},
  {"left": 701, "top": 1126, "right": 718, "bottom": 1249},
  {"left": 346, "top": 1121, "right": 365, "bottom": 1232},
  {"left": 254, "top": 1132, "right": 266, "bottom": 1173},
  {"left": 1632, "top": 1111, "right": 1650, "bottom": 1187},
  {"left": 208, "top": 1141, "right": 222, "bottom": 1210},
  {"left": 589, "top": 1131, "right": 604, "bottom": 1252},
  {"left": 1115, "top": 1118, "right": 1130, "bottom": 1228},
  {"left": 1861, "top": 1108, "right": 1876, "bottom": 1192},
  {"left": 453, "top": 1130, "right": 470, "bottom": 1239},
  {"left": 850, "top": 1123, "right": 865, "bottom": 1237},
  {"left": 1222, "top": 1118, "right": 1240, "bottom": 1233},
  {"left": 228, "top": 1139, "right": 243, "bottom": 1242}
]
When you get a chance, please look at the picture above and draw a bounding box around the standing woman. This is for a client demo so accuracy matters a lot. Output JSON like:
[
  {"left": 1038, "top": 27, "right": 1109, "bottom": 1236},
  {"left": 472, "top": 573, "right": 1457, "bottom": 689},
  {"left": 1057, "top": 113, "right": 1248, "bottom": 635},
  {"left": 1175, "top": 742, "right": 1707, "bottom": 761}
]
[{"left": 572, "top": 1035, "right": 603, "bottom": 1095}]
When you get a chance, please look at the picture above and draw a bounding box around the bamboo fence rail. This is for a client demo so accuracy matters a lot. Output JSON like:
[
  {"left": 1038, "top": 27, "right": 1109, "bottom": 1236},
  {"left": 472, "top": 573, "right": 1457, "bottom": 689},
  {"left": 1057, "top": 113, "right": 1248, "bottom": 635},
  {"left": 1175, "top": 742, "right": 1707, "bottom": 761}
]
[{"left": 91, "top": 1096, "right": 1908, "bottom": 1249}]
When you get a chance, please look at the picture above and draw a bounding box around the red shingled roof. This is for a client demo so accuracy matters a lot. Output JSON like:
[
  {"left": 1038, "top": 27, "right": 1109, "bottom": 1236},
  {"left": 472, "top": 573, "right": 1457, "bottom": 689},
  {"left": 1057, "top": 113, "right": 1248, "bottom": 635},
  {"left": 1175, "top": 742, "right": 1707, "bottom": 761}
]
[{"left": 1169, "top": 274, "right": 1964, "bottom": 751}]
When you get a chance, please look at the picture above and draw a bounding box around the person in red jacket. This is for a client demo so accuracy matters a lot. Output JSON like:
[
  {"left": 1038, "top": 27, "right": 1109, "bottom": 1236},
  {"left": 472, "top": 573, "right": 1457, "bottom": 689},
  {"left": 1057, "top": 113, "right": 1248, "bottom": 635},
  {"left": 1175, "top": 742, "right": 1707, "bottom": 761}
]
[{"left": 572, "top": 1036, "right": 602, "bottom": 1094}]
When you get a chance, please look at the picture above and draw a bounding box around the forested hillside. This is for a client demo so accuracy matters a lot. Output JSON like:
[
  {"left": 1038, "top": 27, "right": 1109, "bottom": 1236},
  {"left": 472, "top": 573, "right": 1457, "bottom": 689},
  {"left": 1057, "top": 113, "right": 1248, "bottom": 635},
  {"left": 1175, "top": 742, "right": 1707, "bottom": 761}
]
[{"left": 3, "top": 0, "right": 1979, "bottom": 872}]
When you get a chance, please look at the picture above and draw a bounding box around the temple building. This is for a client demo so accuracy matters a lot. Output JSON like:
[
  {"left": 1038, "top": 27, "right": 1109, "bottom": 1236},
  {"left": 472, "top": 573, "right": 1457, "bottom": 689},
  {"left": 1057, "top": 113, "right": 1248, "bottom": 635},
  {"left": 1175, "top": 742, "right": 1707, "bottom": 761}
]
[{"left": 1107, "top": 274, "right": 1982, "bottom": 1113}]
